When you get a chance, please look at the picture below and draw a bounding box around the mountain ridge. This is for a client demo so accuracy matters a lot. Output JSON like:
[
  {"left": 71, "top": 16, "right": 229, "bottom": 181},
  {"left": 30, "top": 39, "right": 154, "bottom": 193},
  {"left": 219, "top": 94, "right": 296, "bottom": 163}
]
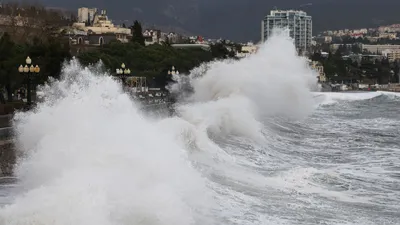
[{"left": 24, "top": 0, "right": 400, "bottom": 41}]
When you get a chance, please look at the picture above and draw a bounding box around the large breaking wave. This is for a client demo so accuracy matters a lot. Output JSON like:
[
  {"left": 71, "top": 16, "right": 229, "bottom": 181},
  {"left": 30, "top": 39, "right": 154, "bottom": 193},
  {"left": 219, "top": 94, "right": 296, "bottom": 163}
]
[{"left": 2, "top": 30, "right": 399, "bottom": 225}]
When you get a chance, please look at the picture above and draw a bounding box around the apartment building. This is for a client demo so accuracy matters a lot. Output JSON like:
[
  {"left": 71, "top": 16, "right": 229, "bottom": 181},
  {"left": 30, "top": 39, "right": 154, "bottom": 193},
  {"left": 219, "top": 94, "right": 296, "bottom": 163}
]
[
  {"left": 382, "top": 49, "right": 400, "bottom": 62},
  {"left": 362, "top": 44, "right": 400, "bottom": 54},
  {"left": 78, "top": 7, "right": 97, "bottom": 25},
  {"left": 261, "top": 10, "right": 312, "bottom": 54},
  {"left": 310, "top": 61, "right": 326, "bottom": 82}
]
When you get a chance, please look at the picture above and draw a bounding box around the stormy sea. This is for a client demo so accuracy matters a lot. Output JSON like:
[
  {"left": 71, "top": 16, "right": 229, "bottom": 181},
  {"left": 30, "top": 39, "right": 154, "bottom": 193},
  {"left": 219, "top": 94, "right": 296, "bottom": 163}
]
[{"left": 0, "top": 31, "right": 399, "bottom": 225}]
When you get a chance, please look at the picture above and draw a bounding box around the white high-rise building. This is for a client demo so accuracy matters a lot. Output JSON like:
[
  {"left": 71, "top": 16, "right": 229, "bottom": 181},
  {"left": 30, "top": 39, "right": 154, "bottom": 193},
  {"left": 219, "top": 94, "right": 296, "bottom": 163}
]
[
  {"left": 261, "top": 10, "right": 312, "bottom": 54},
  {"left": 78, "top": 7, "right": 98, "bottom": 25}
]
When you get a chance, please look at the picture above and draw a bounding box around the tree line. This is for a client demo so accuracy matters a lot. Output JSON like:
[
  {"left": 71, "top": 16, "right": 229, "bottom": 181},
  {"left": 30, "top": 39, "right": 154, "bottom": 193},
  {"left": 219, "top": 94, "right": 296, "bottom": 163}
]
[
  {"left": 0, "top": 33, "right": 71, "bottom": 103},
  {"left": 329, "top": 35, "right": 400, "bottom": 45},
  {"left": 311, "top": 48, "right": 400, "bottom": 84},
  {"left": 77, "top": 20, "right": 237, "bottom": 89},
  {"left": 0, "top": 3, "right": 73, "bottom": 104},
  {"left": 0, "top": 7, "right": 237, "bottom": 103},
  {"left": 0, "top": 3, "right": 75, "bottom": 43}
]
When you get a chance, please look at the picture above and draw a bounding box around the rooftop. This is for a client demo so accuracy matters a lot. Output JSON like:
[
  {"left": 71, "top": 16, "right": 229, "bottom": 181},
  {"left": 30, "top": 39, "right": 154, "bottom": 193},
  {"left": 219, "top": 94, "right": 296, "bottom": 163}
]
[{"left": 269, "top": 9, "right": 310, "bottom": 17}]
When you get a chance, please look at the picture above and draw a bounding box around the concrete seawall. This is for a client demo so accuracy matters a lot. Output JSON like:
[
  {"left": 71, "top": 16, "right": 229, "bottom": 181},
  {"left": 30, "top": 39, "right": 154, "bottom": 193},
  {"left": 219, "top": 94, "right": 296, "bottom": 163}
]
[{"left": 0, "top": 140, "right": 15, "bottom": 176}]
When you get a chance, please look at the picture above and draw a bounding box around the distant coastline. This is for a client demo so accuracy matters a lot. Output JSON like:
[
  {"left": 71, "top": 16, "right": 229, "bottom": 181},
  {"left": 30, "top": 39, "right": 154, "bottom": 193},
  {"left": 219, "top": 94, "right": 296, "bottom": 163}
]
[{"left": 319, "top": 82, "right": 400, "bottom": 92}]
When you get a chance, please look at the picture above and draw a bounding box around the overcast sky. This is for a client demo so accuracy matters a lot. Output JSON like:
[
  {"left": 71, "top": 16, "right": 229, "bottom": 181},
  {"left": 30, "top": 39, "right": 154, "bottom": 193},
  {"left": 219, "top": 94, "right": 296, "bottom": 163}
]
[{"left": 33, "top": 0, "right": 400, "bottom": 41}]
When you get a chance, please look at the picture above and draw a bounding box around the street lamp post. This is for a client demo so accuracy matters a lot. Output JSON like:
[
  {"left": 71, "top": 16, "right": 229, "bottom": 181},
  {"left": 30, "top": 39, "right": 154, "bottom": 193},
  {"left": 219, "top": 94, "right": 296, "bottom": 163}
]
[
  {"left": 167, "top": 66, "right": 179, "bottom": 76},
  {"left": 167, "top": 66, "right": 180, "bottom": 102},
  {"left": 18, "top": 56, "right": 40, "bottom": 106},
  {"left": 115, "top": 63, "right": 131, "bottom": 86}
]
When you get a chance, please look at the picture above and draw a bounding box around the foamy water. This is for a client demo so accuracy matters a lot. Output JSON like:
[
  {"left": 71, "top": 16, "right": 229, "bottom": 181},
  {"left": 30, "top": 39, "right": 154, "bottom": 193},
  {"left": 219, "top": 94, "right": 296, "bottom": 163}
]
[{"left": 1, "top": 31, "right": 400, "bottom": 225}]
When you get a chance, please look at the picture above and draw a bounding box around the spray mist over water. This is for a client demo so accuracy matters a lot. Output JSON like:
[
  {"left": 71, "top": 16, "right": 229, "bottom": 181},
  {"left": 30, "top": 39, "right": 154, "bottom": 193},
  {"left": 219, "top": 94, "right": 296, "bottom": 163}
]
[
  {"left": 170, "top": 30, "right": 318, "bottom": 142},
  {"left": 0, "top": 30, "right": 319, "bottom": 224},
  {"left": 1, "top": 61, "right": 213, "bottom": 225}
]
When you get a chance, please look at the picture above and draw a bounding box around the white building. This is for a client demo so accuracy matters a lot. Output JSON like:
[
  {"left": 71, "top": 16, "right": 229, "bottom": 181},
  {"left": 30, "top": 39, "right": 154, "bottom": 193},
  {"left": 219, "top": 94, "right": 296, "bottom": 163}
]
[
  {"left": 382, "top": 49, "right": 400, "bottom": 62},
  {"left": 72, "top": 9, "right": 131, "bottom": 43},
  {"left": 236, "top": 42, "right": 259, "bottom": 58},
  {"left": 261, "top": 10, "right": 312, "bottom": 54},
  {"left": 78, "top": 7, "right": 98, "bottom": 25},
  {"left": 362, "top": 44, "right": 400, "bottom": 54},
  {"left": 309, "top": 60, "right": 326, "bottom": 82},
  {"left": 143, "top": 29, "right": 161, "bottom": 45}
]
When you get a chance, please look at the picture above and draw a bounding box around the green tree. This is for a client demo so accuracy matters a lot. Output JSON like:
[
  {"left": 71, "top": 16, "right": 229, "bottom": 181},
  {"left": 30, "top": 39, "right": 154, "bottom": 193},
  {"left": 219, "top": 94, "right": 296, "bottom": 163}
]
[
  {"left": 351, "top": 44, "right": 362, "bottom": 54},
  {"left": 40, "top": 38, "right": 71, "bottom": 80},
  {"left": 322, "top": 60, "right": 337, "bottom": 77},
  {"left": 0, "top": 31, "right": 71, "bottom": 104},
  {"left": 393, "top": 61, "right": 399, "bottom": 83},
  {"left": 161, "top": 38, "right": 171, "bottom": 47},
  {"left": 130, "top": 20, "right": 145, "bottom": 46},
  {"left": 210, "top": 43, "right": 232, "bottom": 59},
  {"left": 0, "top": 33, "right": 18, "bottom": 102},
  {"left": 310, "top": 52, "right": 323, "bottom": 62},
  {"left": 377, "top": 58, "right": 391, "bottom": 84},
  {"left": 77, "top": 41, "right": 216, "bottom": 88}
]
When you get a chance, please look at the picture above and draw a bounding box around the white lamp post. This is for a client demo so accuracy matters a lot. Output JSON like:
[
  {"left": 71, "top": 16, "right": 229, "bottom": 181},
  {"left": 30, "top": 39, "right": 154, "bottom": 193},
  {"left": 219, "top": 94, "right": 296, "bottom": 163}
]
[
  {"left": 115, "top": 63, "right": 131, "bottom": 85},
  {"left": 18, "top": 56, "right": 40, "bottom": 106}
]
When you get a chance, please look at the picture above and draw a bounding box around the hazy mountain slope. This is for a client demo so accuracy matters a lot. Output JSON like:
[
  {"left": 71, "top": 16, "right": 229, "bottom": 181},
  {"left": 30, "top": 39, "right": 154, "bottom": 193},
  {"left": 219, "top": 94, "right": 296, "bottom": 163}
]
[{"left": 29, "top": 0, "right": 400, "bottom": 41}]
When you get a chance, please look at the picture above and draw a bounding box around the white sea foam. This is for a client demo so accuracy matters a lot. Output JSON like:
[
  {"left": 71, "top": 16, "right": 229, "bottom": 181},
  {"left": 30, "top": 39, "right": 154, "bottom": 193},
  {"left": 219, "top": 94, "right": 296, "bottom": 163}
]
[
  {"left": 313, "top": 91, "right": 400, "bottom": 106},
  {"left": 0, "top": 61, "right": 213, "bottom": 225},
  {"left": 170, "top": 30, "right": 317, "bottom": 143},
  {"left": 0, "top": 30, "right": 324, "bottom": 225}
]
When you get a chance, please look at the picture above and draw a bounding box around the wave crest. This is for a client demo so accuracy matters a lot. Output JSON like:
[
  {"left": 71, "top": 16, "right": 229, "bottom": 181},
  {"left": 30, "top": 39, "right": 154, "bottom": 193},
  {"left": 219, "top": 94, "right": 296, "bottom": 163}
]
[
  {"left": 1, "top": 29, "right": 320, "bottom": 225},
  {"left": 2, "top": 59, "right": 213, "bottom": 225}
]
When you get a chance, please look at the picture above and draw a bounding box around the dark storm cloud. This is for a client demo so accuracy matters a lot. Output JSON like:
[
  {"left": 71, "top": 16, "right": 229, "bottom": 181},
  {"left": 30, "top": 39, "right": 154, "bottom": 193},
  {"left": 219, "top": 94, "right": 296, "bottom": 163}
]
[{"left": 32, "top": 0, "right": 400, "bottom": 41}]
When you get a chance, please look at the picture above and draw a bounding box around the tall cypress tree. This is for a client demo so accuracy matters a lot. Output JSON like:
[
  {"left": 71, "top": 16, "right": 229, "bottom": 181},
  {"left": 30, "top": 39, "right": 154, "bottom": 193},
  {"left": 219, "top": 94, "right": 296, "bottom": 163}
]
[
  {"left": 130, "top": 20, "right": 145, "bottom": 46},
  {"left": 0, "top": 32, "right": 16, "bottom": 102},
  {"left": 394, "top": 61, "right": 400, "bottom": 83}
]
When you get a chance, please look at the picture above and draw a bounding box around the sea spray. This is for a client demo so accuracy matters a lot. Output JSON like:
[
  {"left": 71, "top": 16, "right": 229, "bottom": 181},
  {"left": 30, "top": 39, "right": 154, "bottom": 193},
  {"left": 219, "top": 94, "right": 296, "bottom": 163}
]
[
  {"left": 1, "top": 60, "right": 213, "bottom": 225},
  {"left": 169, "top": 29, "right": 318, "bottom": 143},
  {"left": 158, "top": 31, "right": 322, "bottom": 224},
  {"left": 1, "top": 29, "right": 321, "bottom": 225},
  {"left": 157, "top": 30, "right": 321, "bottom": 213}
]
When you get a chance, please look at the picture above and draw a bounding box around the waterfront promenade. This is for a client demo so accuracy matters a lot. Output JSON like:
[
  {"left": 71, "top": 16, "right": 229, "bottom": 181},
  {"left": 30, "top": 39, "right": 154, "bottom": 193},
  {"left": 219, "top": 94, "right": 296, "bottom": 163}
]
[
  {"left": 377, "top": 83, "right": 400, "bottom": 92},
  {"left": 321, "top": 82, "right": 400, "bottom": 92}
]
